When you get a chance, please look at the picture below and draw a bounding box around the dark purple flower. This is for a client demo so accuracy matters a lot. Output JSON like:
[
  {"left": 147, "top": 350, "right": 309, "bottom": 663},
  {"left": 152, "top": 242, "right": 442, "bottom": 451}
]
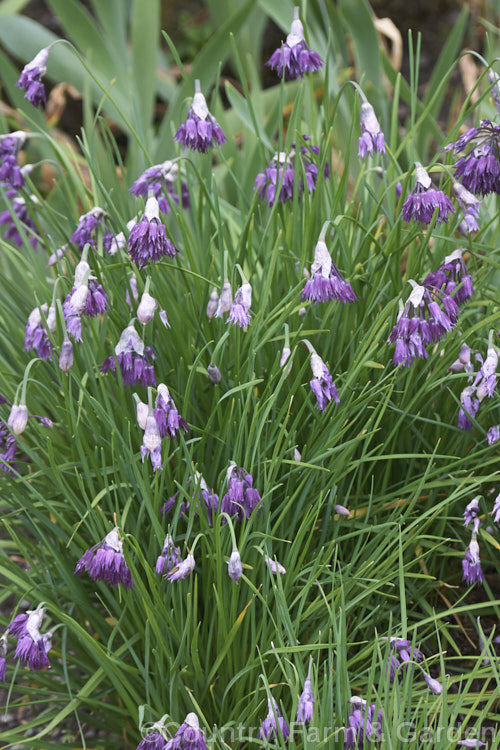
[
  {"left": 136, "top": 725, "right": 167, "bottom": 750},
  {"left": 9, "top": 605, "right": 51, "bottom": 671},
  {"left": 165, "top": 552, "right": 195, "bottom": 583},
  {"left": 24, "top": 303, "right": 56, "bottom": 360},
  {"left": 174, "top": 80, "right": 226, "bottom": 153},
  {"left": 227, "top": 549, "right": 243, "bottom": 582},
  {"left": 302, "top": 238, "right": 356, "bottom": 303},
  {"left": 155, "top": 534, "right": 181, "bottom": 575},
  {"left": 16, "top": 47, "right": 50, "bottom": 107},
  {"left": 70, "top": 207, "right": 112, "bottom": 252},
  {"left": 486, "top": 425, "right": 499, "bottom": 445},
  {"left": 358, "top": 101, "right": 385, "bottom": 158},
  {"left": 444, "top": 119, "right": 500, "bottom": 196},
  {"left": 219, "top": 462, "right": 262, "bottom": 520},
  {"left": 154, "top": 383, "right": 188, "bottom": 439},
  {"left": 422, "top": 248, "right": 473, "bottom": 306},
  {"left": 130, "top": 160, "right": 190, "bottom": 214},
  {"left": 101, "top": 325, "right": 156, "bottom": 387},
  {"left": 462, "top": 535, "right": 484, "bottom": 586},
  {"left": 259, "top": 697, "right": 290, "bottom": 741},
  {"left": 227, "top": 282, "right": 252, "bottom": 328},
  {"left": 0, "top": 195, "right": 40, "bottom": 249},
  {"left": 128, "top": 196, "right": 177, "bottom": 269},
  {"left": 402, "top": 163, "right": 455, "bottom": 225},
  {"left": 309, "top": 352, "right": 339, "bottom": 410},
  {"left": 254, "top": 137, "right": 328, "bottom": 206},
  {"left": 74, "top": 527, "right": 134, "bottom": 588},
  {"left": 0, "top": 131, "right": 27, "bottom": 159},
  {"left": 165, "top": 712, "right": 207, "bottom": 749},
  {"left": 62, "top": 259, "right": 108, "bottom": 339},
  {"left": 297, "top": 670, "right": 314, "bottom": 722},
  {"left": 464, "top": 497, "right": 481, "bottom": 534},
  {"left": 266, "top": 9, "right": 323, "bottom": 80}
]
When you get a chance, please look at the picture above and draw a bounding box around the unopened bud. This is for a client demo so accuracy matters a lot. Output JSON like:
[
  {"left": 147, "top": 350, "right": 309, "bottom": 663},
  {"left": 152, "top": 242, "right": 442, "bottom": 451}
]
[
  {"left": 215, "top": 281, "right": 232, "bottom": 317},
  {"left": 8, "top": 403, "right": 28, "bottom": 435},
  {"left": 227, "top": 549, "right": 242, "bottom": 582},
  {"left": 206, "top": 289, "right": 219, "bottom": 319},
  {"left": 59, "top": 339, "right": 74, "bottom": 373},
  {"left": 207, "top": 363, "right": 221, "bottom": 384},
  {"left": 137, "top": 292, "right": 157, "bottom": 325}
]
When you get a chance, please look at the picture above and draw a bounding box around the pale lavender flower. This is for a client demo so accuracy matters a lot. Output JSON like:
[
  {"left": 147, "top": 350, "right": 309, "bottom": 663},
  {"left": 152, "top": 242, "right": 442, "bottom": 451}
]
[
  {"left": 62, "top": 260, "right": 108, "bottom": 339},
  {"left": 0, "top": 195, "right": 40, "bottom": 249},
  {"left": 207, "top": 364, "right": 221, "bottom": 384},
  {"left": 422, "top": 248, "right": 473, "bottom": 306},
  {"left": 165, "top": 712, "right": 207, "bottom": 750},
  {"left": 423, "top": 672, "right": 443, "bottom": 694},
  {"left": 443, "top": 119, "right": 500, "bottom": 196},
  {"left": 266, "top": 8, "right": 323, "bottom": 80},
  {"left": 385, "top": 638, "right": 423, "bottom": 683},
  {"left": 101, "top": 325, "right": 156, "bottom": 387},
  {"left": 464, "top": 497, "right": 481, "bottom": 534},
  {"left": 491, "top": 493, "right": 500, "bottom": 524},
  {"left": 462, "top": 534, "right": 484, "bottom": 586},
  {"left": 155, "top": 534, "right": 181, "bottom": 575},
  {"left": 130, "top": 159, "right": 190, "bottom": 214},
  {"left": 206, "top": 289, "right": 219, "bottom": 319},
  {"left": 358, "top": 101, "right": 385, "bottom": 158},
  {"left": 474, "top": 341, "right": 498, "bottom": 402},
  {"left": 9, "top": 605, "right": 51, "bottom": 671},
  {"left": 59, "top": 339, "right": 74, "bottom": 373},
  {"left": 137, "top": 291, "right": 169, "bottom": 327},
  {"left": 109, "top": 219, "right": 137, "bottom": 256},
  {"left": 126, "top": 276, "right": 139, "bottom": 308},
  {"left": 141, "top": 415, "right": 162, "bottom": 471},
  {"left": 0, "top": 634, "right": 6, "bottom": 681},
  {"left": 454, "top": 182, "right": 480, "bottom": 233},
  {"left": 302, "top": 238, "right": 356, "bottom": 304},
  {"left": 309, "top": 352, "right": 339, "bottom": 410},
  {"left": 174, "top": 80, "right": 226, "bottom": 153},
  {"left": 47, "top": 245, "right": 67, "bottom": 266},
  {"left": 7, "top": 403, "right": 28, "bottom": 436},
  {"left": 128, "top": 196, "right": 177, "bottom": 269},
  {"left": 70, "top": 207, "right": 112, "bottom": 252},
  {"left": 154, "top": 383, "right": 188, "bottom": 439},
  {"left": 335, "top": 504, "right": 352, "bottom": 518},
  {"left": 449, "top": 343, "right": 473, "bottom": 373},
  {"left": 215, "top": 281, "right": 232, "bottom": 318},
  {"left": 486, "top": 425, "right": 499, "bottom": 445},
  {"left": 259, "top": 697, "right": 290, "bottom": 741},
  {"left": 24, "top": 303, "right": 56, "bottom": 360},
  {"left": 16, "top": 47, "right": 50, "bottom": 107},
  {"left": 297, "top": 667, "right": 314, "bottom": 723},
  {"left": 227, "top": 282, "right": 252, "bottom": 328},
  {"left": 227, "top": 549, "right": 243, "bottom": 582},
  {"left": 74, "top": 527, "right": 134, "bottom": 588},
  {"left": 219, "top": 462, "right": 262, "bottom": 520},
  {"left": 165, "top": 552, "right": 195, "bottom": 582},
  {"left": 402, "top": 163, "right": 455, "bottom": 225},
  {"left": 264, "top": 555, "right": 286, "bottom": 575},
  {"left": 458, "top": 385, "right": 479, "bottom": 430},
  {"left": 280, "top": 346, "right": 291, "bottom": 369},
  {"left": 457, "top": 740, "right": 486, "bottom": 748}
]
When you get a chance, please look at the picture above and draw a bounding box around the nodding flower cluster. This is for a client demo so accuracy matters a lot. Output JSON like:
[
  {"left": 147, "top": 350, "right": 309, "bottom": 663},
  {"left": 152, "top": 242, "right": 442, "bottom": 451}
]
[
  {"left": 135, "top": 383, "right": 188, "bottom": 471},
  {"left": 266, "top": 7, "right": 323, "bottom": 80},
  {"left": 345, "top": 697, "right": 383, "bottom": 748},
  {"left": 254, "top": 137, "right": 329, "bottom": 205},
  {"left": 174, "top": 80, "right": 226, "bottom": 153},
  {"left": 4, "top": 604, "right": 52, "bottom": 674},
  {"left": 129, "top": 160, "right": 190, "bottom": 214},
  {"left": 160, "top": 471, "right": 218, "bottom": 523},
  {"left": 75, "top": 528, "right": 134, "bottom": 588},
  {"left": 136, "top": 713, "right": 208, "bottom": 750},
  {"left": 454, "top": 335, "right": 498, "bottom": 431},
  {"left": 302, "top": 237, "right": 356, "bottom": 304},
  {"left": 101, "top": 324, "right": 156, "bottom": 386}
]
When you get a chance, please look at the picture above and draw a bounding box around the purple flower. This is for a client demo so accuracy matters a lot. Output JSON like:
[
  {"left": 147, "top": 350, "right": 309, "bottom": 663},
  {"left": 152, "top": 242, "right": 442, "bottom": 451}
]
[
  {"left": 109, "top": 218, "right": 138, "bottom": 256},
  {"left": 174, "top": 80, "right": 226, "bottom": 153},
  {"left": 207, "top": 364, "right": 221, "bottom": 384},
  {"left": 266, "top": 8, "right": 323, "bottom": 80},
  {"left": 423, "top": 672, "right": 443, "bottom": 695},
  {"left": 154, "top": 383, "right": 188, "bottom": 439},
  {"left": 457, "top": 740, "right": 486, "bottom": 748},
  {"left": 101, "top": 325, "right": 156, "bottom": 387},
  {"left": 462, "top": 535, "right": 484, "bottom": 586},
  {"left": 444, "top": 120, "right": 500, "bottom": 196},
  {"left": 24, "top": 303, "right": 56, "bottom": 360},
  {"left": 358, "top": 101, "right": 385, "bottom": 158},
  {"left": 450, "top": 343, "right": 473, "bottom": 373},
  {"left": 254, "top": 137, "right": 328, "bottom": 205},
  {"left": 297, "top": 670, "right": 314, "bottom": 722},
  {"left": 165, "top": 712, "right": 207, "bottom": 750},
  {"left": 474, "top": 341, "right": 498, "bottom": 402},
  {"left": 264, "top": 555, "right": 286, "bottom": 575},
  {"left": 486, "top": 425, "right": 499, "bottom": 445},
  {"left": 492, "top": 493, "right": 500, "bottom": 524},
  {"left": 345, "top": 698, "right": 383, "bottom": 749},
  {"left": 70, "top": 207, "right": 112, "bottom": 252},
  {"left": 422, "top": 248, "right": 473, "bottom": 306},
  {"left": 259, "top": 697, "right": 290, "bottom": 741},
  {"left": 130, "top": 160, "right": 190, "bottom": 214},
  {"left": 214, "top": 281, "right": 232, "bottom": 318},
  {"left": 464, "top": 497, "right": 481, "bottom": 534},
  {"left": 302, "top": 238, "right": 356, "bottom": 304},
  {"left": 9, "top": 605, "right": 51, "bottom": 671},
  {"left": 128, "top": 196, "right": 177, "bottom": 269},
  {"left": 141, "top": 415, "right": 162, "bottom": 471},
  {"left": 385, "top": 638, "right": 423, "bottom": 683},
  {"left": 227, "top": 549, "right": 243, "bottom": 582},
  {"left": 165, "top": 552, "right": 195, "bottom": 583},
  {"left": 335, "top": 504, "right": 352, "bottom": 518},
  {"left": 402, "top": 163, "right": 455, "bottom": 225},
  {"left": 62, "top": 259, "right": 108, "bottom": 340},
  {"left": 0, "top": 634, "right": 7, "bottom": 681},
  {"left": 136, "top": 724, "right": 167, "bottom": 750},
  {"left": 0, "top": 131, "right": 27, "bottom": 159},
  {"left": 227, "top": 282, "right": 252, "bottom": 328},
  {"left": 309, "top": 352, "right": 339, "bottom": 410},
  {"left": 155, "top": 534, "right": 181, "bottom": 575},
  {"left": 0, "top": 419, "right": 18, "bottom": 474},
  {"left": 16, "top": 47, "right": 50, "bottom": 107},
  {"left": 219, "top": 462, "right": 262, "bottom": 520},
  {"left": 74, "top": 527, "right": 134, "bottom": 588},
  {"left": 59, "top": 339, "right": 74, "bottom": 373},
  {"left": 160, "top": 473, "right": 219, "bottom": 524},
  {"left": 458, "top": 385, "right": 479, "bottom": 430},
  {"left": 0, "top": 195, "right": 40, "bottom": 249},
  {"left": 454, "top": 182, "right": 480, "bottom": 234},
  {"left": 206, "top": 289, "right": 219, "bottom": 319}
]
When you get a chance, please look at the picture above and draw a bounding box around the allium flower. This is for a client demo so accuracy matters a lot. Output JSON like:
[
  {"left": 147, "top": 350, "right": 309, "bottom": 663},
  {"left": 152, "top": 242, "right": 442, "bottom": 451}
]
[
  {"left": 24, "top": 303, "right": 56, "bottom": 360},
  {"left": 228, "top": 549, "right": 243, "bottom": 582},
  {"left": 227, "top": 282, "right": 252, "bottom": 328},
  {"left": 9, "top": 605, "right": 51, "bottom": 671},
  {"left": 219, "top": 462, "right": 262, "bottom": 520},
  {"left": 265, "top": 555, "right": 286, "bottom": 575},
  {"left": 0, "top": 195, "right": 40, "bottom": 249},
  {"left": 0, "top": 142, "right": 29, "bottom": 190},
  {"left": 214, "top": 281, "right": 232, "bottom": 318},
  {"left": 443, "top": 120, "right": 500, "bottom": 196},
  {"left": 0, "top": 634, "right": 6, "bottom": 681},
  {"left": 128, "top": 196, "right": 177, "bottom": 269},
  {"left": 154, "top": 383, "right": 188, "bottom": 439},
  {"left": 385, "top": 637, "right": 423, "bottom": 682},
  {"left": 0, "top": 419, "right": 18, "bottom": 474},
  {"left": 70, "top": 207, "right": 112, "bottom": 252},
  {"left": 174, "top": 80, "right": 226, "bottom": 153},
  {"left": 402, "top": 163, "right": 455, "bottom": 225},
  {"left": 136, "top": 722, "right": 168, "bottom": 750},
  {"left": 101, "top": 325, "right": 156, "bottom": 387},
  {"left": 345, "top": 698, "right": 383, "bottom": 748},
  {"left": 297, "top": 667, "right": 314, "bottom": 722},
  {"left": 474, "top": 340, "right": 498, "bottom": 402},
  {"left": 486, "top": 425, "right": 499, "bottom": 445},
  {"left": 126, "top": 275, "right": 139, "bottom": 308},
  {"left": 358, "top": 101, "right": 386, "bottom": 158},
  {"left": 454, "top": 182, "right": 480, "bottom": 234},
  {"left": 254, "top": 140, "right": 328, "bottom": 206},
  {"left": 109, "top": 218, "right": 138, "bottom": 256},
  {"left": 160, "top": 473, "right": 219, "bottom": 524},
  {"left": 491, "top": 493, "right": 500, "bottom": 524},
  {"left": 59, "top": 339, "right": 74, "bottom": 373},
  {"left": 165, "top": 552, "right": 195, "bottom": 583},
  {"left": 464, "top": 497, "right": 481, "bottom": 534},
  {"left": 0, "top": 131, "right": 27, "bottom": 159},
  {"left": 462, "top": 534, "right": 484, "bottom": 586},
  {"left": 302, "top": 238, "right": 356, "bottom": 304},
  {"left": 62, "top": 260, "right": 108, "bottom": 340},
  {"left": 423, "top": 672, "right": 443, "bottom": 695},
  {"left": 137, "top": 291, "right": 169, "bottom": 327},
  {"left": 388, "top": 282, "right": 458, "bottom": 367},
  {"left": 141, "top": 415, "right": 162, "bottom": 471},
  {"left": 206, "top": 289, "right": 219, "bottom": 319},
  {"left": 7, "top": 403, "right": 28, "bottom": 436},
  {"left": 309, "top": 351, "right": 339, "bottom": 410},
  {"left": 156, "top": 534, "right": 181, "bottom": 575},
  {"left": 457, "top": 740, "right": 486, "bottom": 748},
  {"left": 165, "top": 712, "right": 207, "bottom": 749},
  {"left": 259, "top": 697, "right": 290, "bottom": 741},
  {"left": 16, "top": 47, "right": 51, "bottom": 107},
  {"left": 422, "top": 248, "right": 473, "bottom": 306},
  {"left": 207, "top": 364, "right": 221, "bottom": 384},
  {"left": 130, "top": 160, "right": 190, "bottom": 214},
  {"left": 74, "top": 527, "right": 134, "bottom": 588},
  {"left": 266, "top": 7, "right": 323, "bottom": 80},
  {"left": 335, "top": 504, "right": 352, "bottom": 518},
  {"left": 449, "top": 343, "right": 473, "bottom": 373},
  {"left": 458, "top": 385, "right": 479, "bottom": 431}
]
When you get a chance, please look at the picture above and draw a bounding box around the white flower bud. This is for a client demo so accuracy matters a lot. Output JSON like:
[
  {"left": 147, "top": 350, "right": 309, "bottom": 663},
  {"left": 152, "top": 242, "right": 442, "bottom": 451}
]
[
  {"left": 8, "top": 404, "right": 28, "bottom": 435},
  {"left": 137, "top": 292, "right": 158, "bottom": 325}
]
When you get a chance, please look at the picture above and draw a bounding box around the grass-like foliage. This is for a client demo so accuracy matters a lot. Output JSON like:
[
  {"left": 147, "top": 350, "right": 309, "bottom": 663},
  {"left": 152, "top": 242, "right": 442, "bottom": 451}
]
[{"left": 0, "top": 0, "right": 499, "bottom": 748}]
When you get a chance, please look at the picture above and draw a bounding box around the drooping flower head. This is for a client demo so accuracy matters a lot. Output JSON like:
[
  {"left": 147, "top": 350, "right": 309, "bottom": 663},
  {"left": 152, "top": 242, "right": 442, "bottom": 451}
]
[
  {"left": 449, "top": 343, "right": 473, "bottom": 373},
  {"left": 16, "top": 46, "right": 51, "bottom": 107},
  {"left": 8, "top": 604, "right": 51, "bottom": 671},
  {"left": 24, "top": 303, "right": 56, "bottom": 360},
  {"left": 227, "top": 549, "right": 243, "bottom": 582},
  {"left": 345, "top": 697, "right": 383, "bottom": 749},
  {"left": 474, "top": 338, "right": 498, "bottom": 402},
  {"left": 70, "top": 207, "right": 113, "bottom": 253},
  {"left": 74, "top": 527, "right": 134, "bottom": 588},
  {"left": 206, "top": 289, "right": 219, "bottom": 319},
  {"left": 487, "top": 425, "right": 499, "bottom": 445},
  {"left": 308, "top": 350, "right": 339, "bottom": 411},
  {"left": 454, "top": 182, "right": 481, "bottom": 234},
  {"left": 174, "top": 80, "right": 226, "bottom": 153},
  {"left": 154, "top": 383, "right": 189, "bottom": 440},
  {"left": 464, "top": 497, "right": 481, "bottom": 534},
  {"left": 358, "top": 101, "right": 386, "bottom": 158},
  {"left": 0, "top": 418, "right": 18, "bottom": 475},
  {"left": 254, "top": 136, "right": 328, "bottom": 206},
  {"left": 302, "top": 237, "right": 356, "bottom": 304},
  {"left": 458, "top": 385, "right": 479, "bottom": 431},
  {"left": 266, "top": 7, "right": 323, "bottom": 80},
  {"left": 7, "top": 403, "right": 28, "bottom": 436},
  {"left": 443, "top": 120, "right": 500, "bottom": 196},
  {"left": 0, "top": 132, "right": 28, "bottom": 189},
  {"left": 130, "top": 160, "right": 190, "bottom": 214},
  {"left": 136, "top": 720, "right": 168, "bottom": 750},
  {"left": 264, "top": 555, "right": 286, "bottom": 575},
  {"left": 156, "top": 534, "right": 181, "bottom": 575},
  {"left": 492, "top": 493, "right": 500, "bottom": 524},
  {"left": 109, "top": 218, "right": 138, "bottom": 257},
  {"left": 141, "top": 414, "right": 163, "bottom": 471},
  {"left": 423, "top": 249, "right": 473, "bottom": 307},
  {"left": 0, "top": 195, "right": 40, "bottom": 249},
  {"left": 423, "top": 672, "right": 443, "bottom": 694},
  {"left": 219, "top": 462, "right": 262, "bottom": 520},
  {"left": 128, "top": 196, "right": 177, "bottom": 269},
  {"left": 462, "top": 534, "right": 484, "bottom": 586},
  {"left": 160, "top": 472, "right": 219, "bottom": 524},
  {"left": 62, "top": 257, "right": 109, "bottom": 340},
  {"left": 101, "top": 325, "right": 156, "bottom": 387},
  {"left": 227, "top": 281, "right": 252, "bottom": 328},
  {"left": 402, "top": 163, "right": 455, "bottom": 225},
  {"left": 165, "top": 552, "right": 195, "bottom": 583},
  {"left": 385, "top": 637, "right": 424, "bottom": 683},
  {"left": 165, "top": 712, "right": 207, "bottom": 749},
  {"left": 214, "top": 281, "right": 232, "bottom": 318},
  {"left": 297, "top": 666, "right": 314, "bottom": 723},
  {"left": 137, "top": 290, "right": 169, "bottom": 327},
  {"left": 259, "top": 697, "right": 290, "bottom": 741}
]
